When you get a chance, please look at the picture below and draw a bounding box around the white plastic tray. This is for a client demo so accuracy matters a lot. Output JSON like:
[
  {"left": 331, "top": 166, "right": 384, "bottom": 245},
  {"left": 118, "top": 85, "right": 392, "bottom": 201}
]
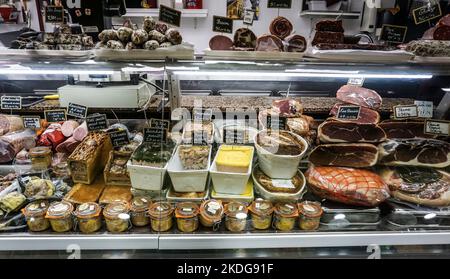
[
  {"left": 127, "top": 160, "right": 168, "bottom": 191},
  {"left": 203, "top": 49, "right": 304, "bottom": 61}
]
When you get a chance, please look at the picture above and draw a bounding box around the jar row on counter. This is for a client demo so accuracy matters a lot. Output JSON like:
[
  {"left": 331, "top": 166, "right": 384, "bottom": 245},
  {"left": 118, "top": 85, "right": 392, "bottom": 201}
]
[{"left": 21, "top": 197, "right": 323, "bottom": 233}]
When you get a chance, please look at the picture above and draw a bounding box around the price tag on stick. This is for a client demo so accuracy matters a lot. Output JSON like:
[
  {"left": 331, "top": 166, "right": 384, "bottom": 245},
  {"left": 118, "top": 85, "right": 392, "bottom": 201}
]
[
  {"left": 45, "top": 6, "right": 64, "bottom": 23},
  {"left": 380, "top": 24, "right": 408, "bottom": 44},
  {"left": 67, "top": 103, "right": 88, "bottom": 119},
  {"left": 268, "top": 0, "right": 292, "bottom": 8},
  {"left": 243, "top": 9, "right": 255, "bottom": 26},
  {"left": 109, "top": 130, "right": 130, "bottom": 148},
  {"left": 213, "top": 16, "right": 233, "bottom": 34},
  {"left": 86, "top": 114, "right": 108, "bottom": 131},
  {"left": 159, "top": 5, "right": 181, "bottom": 27},
  {"left": 414, "top": 101, "right": 433, "bottom": 119},
  {"left": 144, "top": 128, "right": 168, "bottom": 144},
  {"left": 424, "top": 120, "right": 450, "bottom": 136},
  {"left": 337, "top": 106, "right": 361, "bottom": 120},
  {"left": 150, "top": 118, "right": 170, "bottom": 129},
  {"left": 393, "top": 105, "right": 418, "bottom": 119},
  {"left": 413, "top": 3, "right": 442, "bottom": 25},
  {"left": 22, "top": 116, "right": 41, "bottom": 129},
  {"left": 45, "top": 109, "right": 67, "bottom": 122},
  {"left": 1, "top": 96, "right": 21, "bottom": 109}
]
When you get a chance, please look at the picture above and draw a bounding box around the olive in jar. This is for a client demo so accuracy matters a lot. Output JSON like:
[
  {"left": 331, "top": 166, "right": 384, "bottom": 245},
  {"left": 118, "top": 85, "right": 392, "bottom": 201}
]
[
  {"left": 103, "top": 201, "right": 130, "bottom": 233},
  {"left": 22, "top": 200, "right": 50, "bottom": 232},
  {"left": 148, "top": 201, "right": 173, "bottom": 232},
  {"left": 45, "top": 201, "right": 74, "bottom": 232},
  {"left": 175, "top": 202, "right": 199, "bottom": 233},
  {"left": 74, "top": 202, "right": 102, "bottom": 233}
]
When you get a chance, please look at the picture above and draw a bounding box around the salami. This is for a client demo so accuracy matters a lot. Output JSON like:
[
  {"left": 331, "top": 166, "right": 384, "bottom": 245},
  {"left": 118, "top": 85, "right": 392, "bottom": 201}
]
[
  {"left": 233, "top": 28, "right": 257, "bottom": 48},
  {"left": 209, "top": 35, "right": 234, "bottom": 50},
  {"left": 269, "top": 16, "right": 293, "bottom": 40},
  {"left": 284, "top": 34, "right": 307, "bottom": 52},
  {"left": 255, "top": 35, "right": 283, "bottom": 52},
  {"left": 315, "top": 20, "right": 344, "bottom": 33},
  {"left": 432, "top": 25, "right": 450, "bottom": 40}
]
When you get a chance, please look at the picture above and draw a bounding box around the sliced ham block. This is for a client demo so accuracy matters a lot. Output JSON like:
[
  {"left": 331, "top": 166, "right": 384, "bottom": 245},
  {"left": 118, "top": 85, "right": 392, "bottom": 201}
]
[
  {"left": 61, "top": 120, "right": 80, "bottom": 137},
  {"left": 309, "top": 143, "right": 379, "bottom": 168},
  {"left": 330, "top": 103, "right": 380, "bottom": 124},
  {"left": 72, "top": 121, "right": 88, "bottom": 142},
  {"left": 318, "top": 121, "right": 386, "bottom": 143},
  {"left": 379, "top": 121, "right": 434, "bottom": 139},
  {"left": 337, "top": 85, "right": 382, "bottom": 110}
]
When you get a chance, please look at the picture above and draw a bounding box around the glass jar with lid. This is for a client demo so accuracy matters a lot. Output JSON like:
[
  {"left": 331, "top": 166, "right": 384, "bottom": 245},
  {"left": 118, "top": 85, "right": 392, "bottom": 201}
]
[
  {"left": 74, "top": 202, "right": 102, "bottom": 233},
  {"left": 22, "top": 200, "right": 50, "bottom": 232},
  {"left": 274, "top": 202, "right": 299, "bottom": 231},
  {"left": 199, "top": 199, "right": 223, "bottom": 229},
  {"left": 103, "top": 201, "right": 130, "bottom": 233},
  {"left": 224, "top": 201, "right": 248, "bottom": 232},
  {"left": 249, "top": 199, "right": 274, "bottom": 230},
  {"left": 298, "top": 201, "right": 323, "bottom": 231},
  {"left": 29, "top": 147, "right": 52, "bottom": 170},
  {"left": 148, "top": 201, "right": 174, "bottom": 232},
  {"left": 130, "top": 196, "right": 151, "bottom": 227},
  {"left": 45, "top": 201, "right": 74, "bottom": 232},
  {"left": 175, "top": 202, "right": 200, "bottom": 233}
]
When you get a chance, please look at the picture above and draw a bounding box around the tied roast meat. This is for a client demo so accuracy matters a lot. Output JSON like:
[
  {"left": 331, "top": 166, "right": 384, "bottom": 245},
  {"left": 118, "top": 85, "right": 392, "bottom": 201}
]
[
  {"left": 269, "top": 16, "right": 293, "bottom": 39},
  {"left": 318, "top": 121, "right": 386, "bottom": 143},
  {"left": 330, "top": 104, "right": 380, "bottom": 124},
  {"left": 380, "top": 167, "right": 450, "bottom": 207},
  {"left": 284, "top": 34, "right": 307, "bottom": 52},
  {"left": 309, "top": 143, "right": 378, "bottom": 168},
  {"left": 234, "top": 28, "right": 257, "bottom": 49},
  {"left": 337, "top": 85, "right": 382, "bottom": 110},
  {"left": 306, "top": 166, "right": 390, "bottom": 207},
  {"left": 378, "top": 139, "right": 450, "bottom": 168}
]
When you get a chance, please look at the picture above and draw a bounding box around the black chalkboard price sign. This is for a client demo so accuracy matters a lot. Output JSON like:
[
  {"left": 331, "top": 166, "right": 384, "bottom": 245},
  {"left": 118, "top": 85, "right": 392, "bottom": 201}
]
[
  {"left": 44, "top": 109, "right": 67, "bottom": 123},
  {"left": 213, "top": 16, "right": 233, "bottom": 34},
  {"left": 144, "top": 128, "right": 168, "bottom": 144},
  {"left": 413, "top": 3, "right": 442, "bottom": 25},
  {"left": 337, "top": 106, "right": 361, "bottom": 120},
  {"left": 45, "top": 6, "right": 64, "bottom": 23},
  {"left": 108, "top": 130, "right": 130, "bottom": 148},
  {"left": 22, "top": 116, "right": 41, "bottom": 129},
  {"left": 268, "top": 0, "right": 292, "bottom": 9},
  {"left": 150, "top": 118, "right": 170, "bottom": 129},
  {"left": 67, "top": 103, "right": 88, "bottom": 119},
  {"left": 86, "top": 114, "right": 108, "bottom": 132},
  {"left": 380, "top": 24, "right": 408, "bottom": 43},
  {"left": 159, "top": 5, "right": 181, "bottom": 27},
  {"left": 1, "top": 96, "right": 21, "bottom": 109}
]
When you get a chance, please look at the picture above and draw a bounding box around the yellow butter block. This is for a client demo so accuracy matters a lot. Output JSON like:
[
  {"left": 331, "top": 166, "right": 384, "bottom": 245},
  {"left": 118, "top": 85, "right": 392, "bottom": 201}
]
[{"left": 216, "top": 145, "right": 253, "bottom": 173}]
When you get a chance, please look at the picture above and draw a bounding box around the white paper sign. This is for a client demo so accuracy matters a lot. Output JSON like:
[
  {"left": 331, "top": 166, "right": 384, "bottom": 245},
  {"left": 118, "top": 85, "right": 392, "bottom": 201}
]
[
  {"left": 424, "top": 120, "right": 450, "bottom": 136},
  {"left": 272, "top": 179, "right": 295, "bottom": 189},
  {"left": 414, "top": 101, "right": 433, "bottom": 118},
  {"left": 394, "top": 105, "right": 418, "bottom": 119},
  {"left": 347, "top": 77, "right": 365, "bottom": 87},
  {"left": 243, "top": 9, "right": 255, "bottom": 26}
]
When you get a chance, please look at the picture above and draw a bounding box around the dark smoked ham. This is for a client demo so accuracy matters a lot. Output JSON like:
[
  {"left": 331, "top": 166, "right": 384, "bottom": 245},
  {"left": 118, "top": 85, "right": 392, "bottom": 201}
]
[
  {"left": 309, "top": 143, "right": 379, "bottom": 168},
  {"left": 284, "top": 34, "right": 307, "bottom": 52},
  {"left": 318, "top": 121, "right": 386, "bottom": 143},
  {"left": 233, "top": 28, "right": 257, "bottom": 48},
  {"left": 312, "top": 31, "right": 344, "bottom": 46},
  {"left": 337, "top": 85, "right": 382, "bottom": 110},
  {"left": 269, "top": 16, "right": 293, "bottom": 39},
  {"left": 209, "top": 35, "right": 233, "bottom": 51},
  {"left": 330, "top": 104, "right": 380, "bottom": 124},
  {"left": 379, "top": 121, "right": 434, "bottom": 139},
  {"left": 255, "top": 35, "right": 283, "bottom": 52}
]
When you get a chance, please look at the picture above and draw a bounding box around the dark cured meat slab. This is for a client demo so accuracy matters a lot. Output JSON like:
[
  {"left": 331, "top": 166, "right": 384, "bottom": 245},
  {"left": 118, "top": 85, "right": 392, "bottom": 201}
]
[
  {"left": 233, "top": 28, "right": 257, "bottom": 48},
  {"left": 309, "top": 143, "right": 379, "bottom": 168},
  {"left": 312, "top": 31, "right": 344, "bottom": 46},
  {"left": 379, "top": 121, "right": 434, "bottom": 139},
  {"left": 318, "top": 121, "right": 386, "bottom": 143},
  {"left": 337, "top": 85, "right": 382, "bottom": 110},
  {"left": 315, "top": 20, "right": 344, "bottom": 33}
]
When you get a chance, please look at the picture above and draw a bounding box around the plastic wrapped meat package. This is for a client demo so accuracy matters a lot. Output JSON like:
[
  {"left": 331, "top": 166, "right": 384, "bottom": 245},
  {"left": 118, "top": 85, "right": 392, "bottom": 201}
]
[{"left": 0, "top": 129, "right": 36, "bottom": 163}]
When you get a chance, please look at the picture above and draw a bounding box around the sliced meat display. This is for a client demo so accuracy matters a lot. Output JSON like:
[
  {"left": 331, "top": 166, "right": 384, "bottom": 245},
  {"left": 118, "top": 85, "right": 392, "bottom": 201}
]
[
  {"left": 312, "top": 31, "right": 344, "bottom": 45},
  {"left": 318, "top": 121, "right": 386, "bottom": 143},
  {"left": 315, "top": 20, "right": 344, "bottom": 33},
  {"left": 61, "top": 120, "right": 80, "bottom": 137},
  {"left": 255, "top": 34, "right": 283, "bottom": 52},
  {"left": 330, "top": 104, "right": 380, "bottom": 124},
  {"left": 233, "top": 28, "right": 257, "bottom": 48},
  {"left": 337, "top": 85, "right": 382, "bottom": 110},
  {"left": 72, "top": 121, "right": 88, "bottom": 142},
  {"left": 378, "top": 139, "right": 450, "bottom": 168},
  {"left": 379, "top": 121, "right": 433, "bottom": 139},
  {"left": 379, "top": 167, "right": 450, "bottom": 207},
  {"left": 269, "top": 16, "right": 293, "bottom": 39},
  {"left": 306, "top": 166, "right": 390, "bottom": 207},
  {"left": 209, "top": 35, "right": 234, "bottom": 50},
  {"left": 284, "top": 34, "right": 307, "bottom": 52},
  {"left": 309, "top": 143, "right": 379, "bottom": 168}
]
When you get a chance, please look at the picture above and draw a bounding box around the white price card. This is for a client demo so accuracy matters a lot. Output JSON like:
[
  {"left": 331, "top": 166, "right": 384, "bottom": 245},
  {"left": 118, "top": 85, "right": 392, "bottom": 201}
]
[
  {"left": 347, "top": 77, "right": 365, "bottom": 87},
  {"left": 414, "top": 101, "right": 433, "bottom": 118},
  {"left": 394, "top": 105, "right": 418, "bottom": 119},
  {"left": 424, "top": 120, "right": 450, "bottom": 136},
  {"left": 272, "top": 179, "right": 295, "bottom": 189},
  {"left": 243, "top": 9, "right": 255, "bottom": 26}
]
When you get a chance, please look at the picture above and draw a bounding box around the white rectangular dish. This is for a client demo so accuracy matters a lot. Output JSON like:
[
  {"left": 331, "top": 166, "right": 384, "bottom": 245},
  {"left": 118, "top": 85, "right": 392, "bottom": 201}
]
[{"left": 127, "top": 160, "right": 168, "bottom": 191}]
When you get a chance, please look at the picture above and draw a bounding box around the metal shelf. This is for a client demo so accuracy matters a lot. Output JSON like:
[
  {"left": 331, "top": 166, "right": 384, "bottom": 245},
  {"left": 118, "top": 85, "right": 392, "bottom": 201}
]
[
  {"left": 299, "top": 11, "right": 361, "bottom": 19},
  {"left": 124, "top": 8, "right": 208, "bottom": 18}
]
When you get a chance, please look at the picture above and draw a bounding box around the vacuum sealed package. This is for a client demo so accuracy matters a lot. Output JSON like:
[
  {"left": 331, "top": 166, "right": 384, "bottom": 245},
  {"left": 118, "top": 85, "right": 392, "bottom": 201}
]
[{"left": 0, "top": 129, "right": 36, "bottom": 163}]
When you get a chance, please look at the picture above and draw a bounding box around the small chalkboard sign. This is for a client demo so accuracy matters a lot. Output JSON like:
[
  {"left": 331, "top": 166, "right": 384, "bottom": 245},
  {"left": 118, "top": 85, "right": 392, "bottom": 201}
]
[
  {"left": 109, "top": 130, "right": 130, "bottom": 148},
  {"left": 1, "top": 96, "right": 21, "bottom": 109},
  {"left": 45, "top": 6, "right": 64, "bottom": 23},
  {"left": 150, "top": 118, "right": 170, "bottom": 129},
  {"left": 413, "top": 3, "right": 442, "bottom": 25},
  {"left": 193, "top": 108, "right": 213, "bottom": 121},
  {"left": 86, "top": 114, "right": 108, "bottom": 131},
  {"left": 266, "top": 115, "right": 287, "bottom": 130},
  {"left": 144, "top": 128, "right": 168, "bottom": 144},
  {"left": 22, "top": 116, "right": 41, "bottom": 129},
  {"left": 337, "top": 106, "right": 361, "bottom": 120},
  {"left": 45, "top": 109, "right": 67, "bottom": 123},
  {"left": 213, "top": 16, "right": 233, "bottom": 34},
  {"left": 67, "top": 103, "right": 88, "bottom": 119},
  {"left": 380, "top": 24, "right": 408, "bottom": 43},
  {"left": 268, "top": 0, "right": 292, "bottom": 9},
  {"left": 159, "top": 5, "right": 181, "bottom": 27}
]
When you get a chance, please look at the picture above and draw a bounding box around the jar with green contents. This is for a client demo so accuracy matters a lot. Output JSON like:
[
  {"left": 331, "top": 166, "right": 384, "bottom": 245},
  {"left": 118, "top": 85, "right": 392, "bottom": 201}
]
[
  {"left": 130, "top": 196, "right": 151, "bottom": 227},
  {"left": 74, "top": 202, "right": 102, "bottom": 233},
  {"left": 103, "top": 201, "right": 130, "bottom": 233},
  {"left": 249, "top": 199, "right": 273, "bottom": 230},
  {"left": 22, "top": 200, "right": 50, "bottom": 232},
  {"left": 298, "top": 201, "right": 323, "bottom": 231},
  {"left": 29, "top": 147, "right": 52, "bottom": 170},
  {"left": 224, "top": 201, "right": 248, "bottom": 232},
  {"left": 273, "top": 202, "right": 298, "bottom": 231},
  {"left": 148, "top": 201, "right": 173, "bottom": 232},
  {"left": 175, "top": 202, "right": 199, "bottom": 233},
  {"left": 45, "top": 201, "right": 74, "bottom": 232}
]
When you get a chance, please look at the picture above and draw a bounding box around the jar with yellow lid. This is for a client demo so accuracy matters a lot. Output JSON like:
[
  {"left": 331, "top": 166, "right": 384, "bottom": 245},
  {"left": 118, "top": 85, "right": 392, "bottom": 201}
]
[
  {"left": 45, "top": 201, "right": 74, "bottom": 232},
  {"left": 224, "top": 201, "right": 248, "bottom": 232},
  {"left": 29, "top": 147, "right": 52, "bottom": 170},
  {"left": 175, "top": 202, "right": 199, "bottom": 233},
  {"left": 148, "top": 201, "right": 173, "bottom": 232},
  {"left": 249, "top": 199, "right": 273, "bottom": 230},
  {"left": 103, "top": 201, "right": 130, "bottom": 233},
  {"left": 130, "top": 196, "right": 151, "bottom": 227},
  {"left": 273, "top": 202, "right": 298, "bottom": 231},
  {"left": 22, "top": 200, "right": 50, "bottom": 232},
  {"left": 74, "top": 202, "right": 102, "bottom": 233},
  {"left": 298, "top": 201, "right": 323, "bottom": 231},
  {"left": 199, "top": 199, "right": 223, "bottom": 229}
]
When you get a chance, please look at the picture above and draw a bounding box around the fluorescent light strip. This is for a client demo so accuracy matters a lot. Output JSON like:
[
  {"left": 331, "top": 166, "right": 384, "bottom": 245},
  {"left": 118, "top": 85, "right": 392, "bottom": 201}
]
[
  {"left": 0, "top": 69, "right": 116, "bottom": 75},
  {"left": 442, "top": 88, "right": 450, "bottom": 92}
]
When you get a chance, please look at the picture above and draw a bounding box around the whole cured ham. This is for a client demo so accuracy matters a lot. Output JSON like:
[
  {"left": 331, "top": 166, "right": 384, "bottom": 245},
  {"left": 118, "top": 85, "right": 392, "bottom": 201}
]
[
  {"left": 233, "top": 28, "right": 257, "bottom": 49},
  {"left": 378, "top": 139, "right": 450, "bottom": 168},
  {"left": 0, "top": 129, "right": 36, "bottom": 163},
  {"left": 209, "top": 35, "right": 233, "bottom": 51},
  {"left": 379, "top": 121, "right": 433, "bottom": 139},
  {"left": 306, "top": 166, "right": 390, "bottom": 207},
  {"left": 256, "top": 35, "right": 283, "bottom": 52},
  {"left": 309, "top": 143, "right": 378, "bottom": 168},
  {"left": 337, "top": 85, "right": 382, "bottom": 110},
  {"left": 318, "top": 121, "right": 386, "bottom": 143},
  {"left": 330, "top": 104, "right": 380, "bottom": 124},
  {"left": 269, "top": 16, "right": 293, "bottom": 39},
  {"left": 284, "top": 34, "right": 307, "bottom": 52},
  {"left": 380, "top": 167, "right": 450, "bottom": 207}
]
